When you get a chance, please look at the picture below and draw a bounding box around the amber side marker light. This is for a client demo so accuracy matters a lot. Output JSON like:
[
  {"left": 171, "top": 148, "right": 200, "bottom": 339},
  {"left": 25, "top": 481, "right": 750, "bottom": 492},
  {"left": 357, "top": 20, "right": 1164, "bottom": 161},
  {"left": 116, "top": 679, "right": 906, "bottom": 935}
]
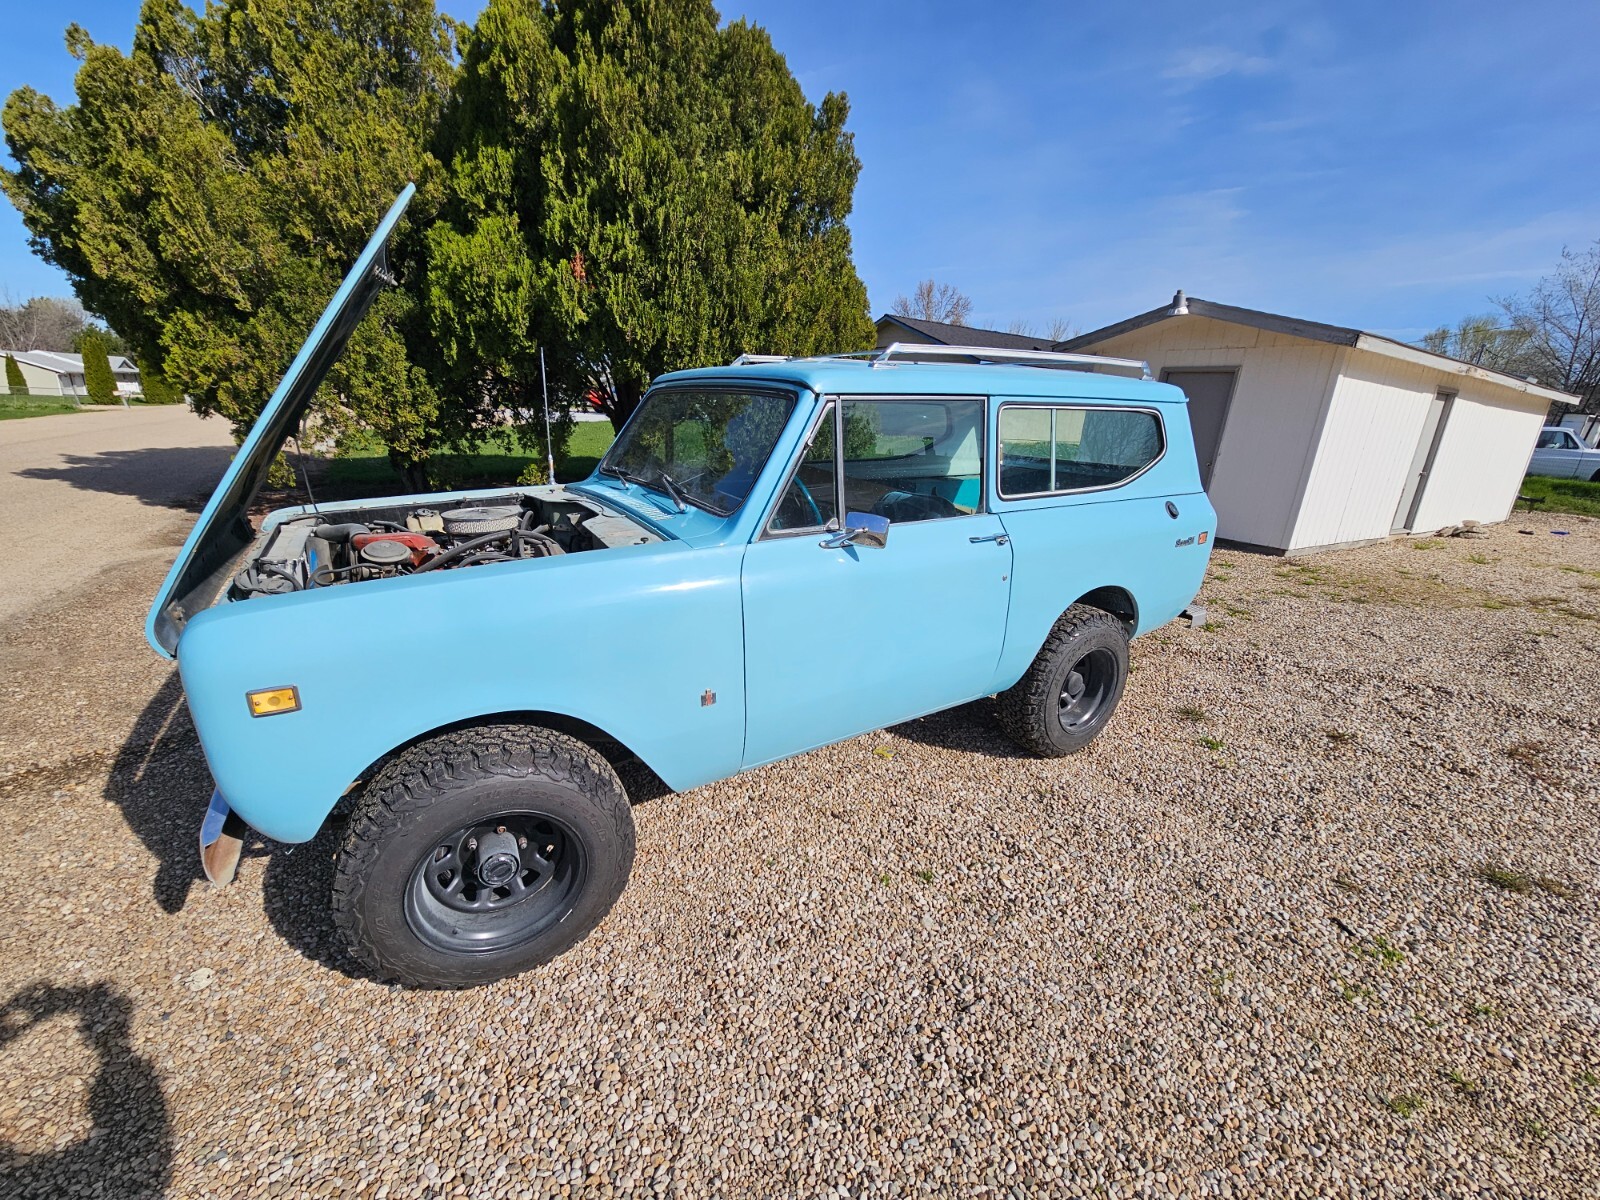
[{"left": 247, "top": 686, "right": 302, "bottom": 717}]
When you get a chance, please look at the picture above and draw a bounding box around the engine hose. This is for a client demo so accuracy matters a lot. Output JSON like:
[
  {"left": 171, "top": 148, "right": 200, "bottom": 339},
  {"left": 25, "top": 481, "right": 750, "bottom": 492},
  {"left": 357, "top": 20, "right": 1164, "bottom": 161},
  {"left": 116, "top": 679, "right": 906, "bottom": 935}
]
[
  {"left": 311, "top": 522, "right": 369, "bottom": 543},
  {"left": 410, "top": 530, "right": 513, "bottom": 573},
  {"left": 516, "top": 530, "right": 564, "bottom": 558}
]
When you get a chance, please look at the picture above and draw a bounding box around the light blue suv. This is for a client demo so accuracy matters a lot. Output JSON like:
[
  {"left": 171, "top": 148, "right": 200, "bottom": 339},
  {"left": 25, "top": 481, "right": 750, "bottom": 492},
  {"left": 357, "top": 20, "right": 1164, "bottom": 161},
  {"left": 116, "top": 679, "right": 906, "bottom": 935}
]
[{"left": 148, "top": 189, "right": 1215, "bottom": 987}]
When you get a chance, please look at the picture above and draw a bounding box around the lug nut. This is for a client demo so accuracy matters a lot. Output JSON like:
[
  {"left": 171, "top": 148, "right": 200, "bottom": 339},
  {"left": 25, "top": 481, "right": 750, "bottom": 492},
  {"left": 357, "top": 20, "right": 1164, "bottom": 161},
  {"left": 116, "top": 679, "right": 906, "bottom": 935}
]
[
  {"left": 466, "top": 837, "right": 477, "bottom": 851},
  {"left": 517, "top": 836, "right": 528, "bottom": 849}
]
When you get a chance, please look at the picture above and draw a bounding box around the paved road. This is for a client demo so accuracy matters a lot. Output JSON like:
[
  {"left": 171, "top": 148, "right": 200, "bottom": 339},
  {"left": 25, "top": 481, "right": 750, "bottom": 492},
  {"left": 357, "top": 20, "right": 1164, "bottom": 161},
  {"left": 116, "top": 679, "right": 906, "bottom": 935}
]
[{"left": 0, "top": 406, "right": 236, "bottom": 624}]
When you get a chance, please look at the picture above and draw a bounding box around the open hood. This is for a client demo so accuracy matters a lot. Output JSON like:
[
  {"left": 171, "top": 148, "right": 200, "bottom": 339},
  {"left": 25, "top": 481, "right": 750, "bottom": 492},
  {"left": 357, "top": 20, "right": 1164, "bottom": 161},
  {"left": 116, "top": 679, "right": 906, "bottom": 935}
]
[{"left": 145, "top": 184, "right": 416, "bottom": 657}]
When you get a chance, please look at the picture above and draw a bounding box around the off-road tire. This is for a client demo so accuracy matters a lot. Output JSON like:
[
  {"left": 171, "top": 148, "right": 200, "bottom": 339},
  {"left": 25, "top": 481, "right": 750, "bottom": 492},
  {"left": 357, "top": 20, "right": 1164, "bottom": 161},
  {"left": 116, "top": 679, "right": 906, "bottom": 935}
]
[
  {"left": 995, "top": 604, "right": 1130, "bottom": 757},
  {"left": 332, "top": 725, "right": 635, "bottom": 989}
]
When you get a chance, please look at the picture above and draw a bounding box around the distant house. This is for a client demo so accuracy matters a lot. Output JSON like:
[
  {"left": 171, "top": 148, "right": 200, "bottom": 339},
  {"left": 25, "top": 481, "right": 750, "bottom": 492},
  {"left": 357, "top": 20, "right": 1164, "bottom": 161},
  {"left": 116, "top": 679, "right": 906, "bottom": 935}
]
[
  {"left": 1, "top": 349, "right": 141, "bottom": 399},
  {"left": 1061, "top": 293, "right": 1579, "bottom": 553},
  {"left": 874, "top": 313, "right": 1057, "bottom": 352}
]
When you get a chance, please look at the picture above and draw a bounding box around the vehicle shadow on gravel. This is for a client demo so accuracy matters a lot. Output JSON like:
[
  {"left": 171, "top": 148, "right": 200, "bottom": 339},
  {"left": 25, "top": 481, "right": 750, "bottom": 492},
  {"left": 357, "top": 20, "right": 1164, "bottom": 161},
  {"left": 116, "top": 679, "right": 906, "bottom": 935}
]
[
  {"left": 17, "top": 445, "right": 236, "bottom": 511},
  {"left": 0, "top": 982, "right": 171, "bottom": 1200},
  {"left": 105, "top": 674, "right": 215, "bottom": 914},
  {"left": 889, "top": 697, "right": 1032, "bottom": 758}
]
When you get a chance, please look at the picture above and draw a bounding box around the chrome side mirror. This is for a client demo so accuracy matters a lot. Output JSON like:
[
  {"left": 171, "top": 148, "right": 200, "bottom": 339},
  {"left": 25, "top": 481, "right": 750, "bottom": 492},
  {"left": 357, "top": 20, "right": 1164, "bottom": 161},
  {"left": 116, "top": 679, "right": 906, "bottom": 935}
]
[{"left": 820, "top": 511, "right": 889, "bottom": 550}]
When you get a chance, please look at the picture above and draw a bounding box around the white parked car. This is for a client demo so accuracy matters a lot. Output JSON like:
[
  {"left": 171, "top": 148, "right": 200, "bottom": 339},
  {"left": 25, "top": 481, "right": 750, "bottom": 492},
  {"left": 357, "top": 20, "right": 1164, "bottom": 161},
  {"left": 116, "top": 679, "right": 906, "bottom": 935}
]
[{"left": 1527, "top": 426, "right": 1600, "bottom": 481}]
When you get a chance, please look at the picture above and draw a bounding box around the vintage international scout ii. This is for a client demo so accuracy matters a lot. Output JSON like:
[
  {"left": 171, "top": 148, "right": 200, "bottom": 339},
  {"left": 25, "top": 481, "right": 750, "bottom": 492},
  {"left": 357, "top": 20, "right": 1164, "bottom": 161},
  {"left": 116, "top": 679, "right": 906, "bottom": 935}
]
[{"left": 149, "top": 188, "right": 1215, "bottom": 987}]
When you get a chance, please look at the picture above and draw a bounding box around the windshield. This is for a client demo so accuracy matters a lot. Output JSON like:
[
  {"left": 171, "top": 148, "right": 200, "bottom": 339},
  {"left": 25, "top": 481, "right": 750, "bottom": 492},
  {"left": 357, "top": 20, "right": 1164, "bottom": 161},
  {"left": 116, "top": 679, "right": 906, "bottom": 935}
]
[{"left": 599, "top": 388, "right": 796, "bottom": 516}]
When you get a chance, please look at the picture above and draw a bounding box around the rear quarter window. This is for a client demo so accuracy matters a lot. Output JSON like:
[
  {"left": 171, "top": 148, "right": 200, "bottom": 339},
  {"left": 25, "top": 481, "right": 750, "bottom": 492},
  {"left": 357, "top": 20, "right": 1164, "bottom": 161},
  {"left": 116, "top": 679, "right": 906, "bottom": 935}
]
[{"left": 998, "top": 405, "right": 1164, "bottom": 496}]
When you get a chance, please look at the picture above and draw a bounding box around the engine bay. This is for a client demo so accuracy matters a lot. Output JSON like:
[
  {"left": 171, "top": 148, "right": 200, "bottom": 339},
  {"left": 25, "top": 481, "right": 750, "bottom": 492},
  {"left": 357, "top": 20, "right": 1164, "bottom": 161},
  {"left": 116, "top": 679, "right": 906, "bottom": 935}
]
[{"left": 231, "top": 488, "right": 657, "bottom": 601}]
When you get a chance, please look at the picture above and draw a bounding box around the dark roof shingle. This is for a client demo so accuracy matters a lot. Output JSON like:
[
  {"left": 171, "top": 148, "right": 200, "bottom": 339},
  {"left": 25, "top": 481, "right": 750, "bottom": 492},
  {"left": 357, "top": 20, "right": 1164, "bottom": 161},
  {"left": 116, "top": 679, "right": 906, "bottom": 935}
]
[{"left": 875, "top": 313, "right": 1057, "bottom": 352}]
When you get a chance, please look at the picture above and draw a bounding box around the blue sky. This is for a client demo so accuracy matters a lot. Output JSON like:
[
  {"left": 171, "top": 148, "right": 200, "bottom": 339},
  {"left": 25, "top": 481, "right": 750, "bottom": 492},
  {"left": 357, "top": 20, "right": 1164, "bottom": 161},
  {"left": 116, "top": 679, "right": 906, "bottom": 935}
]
[{"left": 4, "top": 1, "right": 1598, "bottom": 341}]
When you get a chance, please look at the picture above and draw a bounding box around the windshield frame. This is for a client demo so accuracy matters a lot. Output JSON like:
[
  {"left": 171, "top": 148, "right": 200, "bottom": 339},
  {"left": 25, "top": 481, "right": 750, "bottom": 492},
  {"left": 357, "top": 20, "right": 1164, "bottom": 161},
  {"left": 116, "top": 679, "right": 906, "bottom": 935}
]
[{"left": 596, "top": 383, "right": 800, "bottom": 518}]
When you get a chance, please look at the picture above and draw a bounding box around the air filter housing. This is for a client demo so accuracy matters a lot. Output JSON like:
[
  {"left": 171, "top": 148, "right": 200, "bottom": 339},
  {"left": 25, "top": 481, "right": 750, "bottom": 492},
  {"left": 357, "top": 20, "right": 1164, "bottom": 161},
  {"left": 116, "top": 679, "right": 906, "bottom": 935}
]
[{"left": 441, "top": 506, "right": 522, "bottom": 537}]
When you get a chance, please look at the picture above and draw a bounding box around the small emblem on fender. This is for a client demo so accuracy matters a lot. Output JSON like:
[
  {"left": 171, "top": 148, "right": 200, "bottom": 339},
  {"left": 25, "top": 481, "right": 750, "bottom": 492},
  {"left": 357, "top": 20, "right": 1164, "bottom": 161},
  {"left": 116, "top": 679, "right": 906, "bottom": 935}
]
[
  {"left": 701, "top": 690, "right": 717, "bottom": 707},
  {"left": 1175, "top": 535, "right": 1195, "bottom": 547}
]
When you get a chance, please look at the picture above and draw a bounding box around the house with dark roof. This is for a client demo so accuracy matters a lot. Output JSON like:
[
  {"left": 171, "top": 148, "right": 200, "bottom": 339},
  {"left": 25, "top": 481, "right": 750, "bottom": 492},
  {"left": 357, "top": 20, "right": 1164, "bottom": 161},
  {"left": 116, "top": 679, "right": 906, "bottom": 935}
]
[
  {"left": 1060, "top": 293, "right": 1577, "bottom": 553},
  {"left": 874, "top": 313, "right": 1057, "bottom": 352},
  {"left": 1, "top": 349, "right": 142, "bottom": 399}
]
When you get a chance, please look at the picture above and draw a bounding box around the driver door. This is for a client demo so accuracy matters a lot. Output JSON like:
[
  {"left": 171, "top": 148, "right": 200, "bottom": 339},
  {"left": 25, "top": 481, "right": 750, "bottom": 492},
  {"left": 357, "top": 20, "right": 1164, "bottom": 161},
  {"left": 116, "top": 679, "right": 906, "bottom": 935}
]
[{"left": 740, "top": 397, "right": 1013, "bottom": 768}]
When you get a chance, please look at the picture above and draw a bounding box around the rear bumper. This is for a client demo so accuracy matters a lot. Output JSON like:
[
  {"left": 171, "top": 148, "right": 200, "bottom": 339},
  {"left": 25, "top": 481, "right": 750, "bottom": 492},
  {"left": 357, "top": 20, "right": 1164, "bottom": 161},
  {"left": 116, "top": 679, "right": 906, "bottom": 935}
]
[{"left": 199, "top": 790, "right": 251, "bottom": 885}]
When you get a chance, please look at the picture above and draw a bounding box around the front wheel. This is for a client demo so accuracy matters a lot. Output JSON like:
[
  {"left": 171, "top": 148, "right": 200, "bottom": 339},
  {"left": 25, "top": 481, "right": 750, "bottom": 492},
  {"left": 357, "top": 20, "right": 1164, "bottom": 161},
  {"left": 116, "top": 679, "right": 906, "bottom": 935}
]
[
  {"left": 332, "top": 725, "right": 635, "bottom": 988},
  {"left": 995, "top": 604, "right": 1130, "bottom": 757}
]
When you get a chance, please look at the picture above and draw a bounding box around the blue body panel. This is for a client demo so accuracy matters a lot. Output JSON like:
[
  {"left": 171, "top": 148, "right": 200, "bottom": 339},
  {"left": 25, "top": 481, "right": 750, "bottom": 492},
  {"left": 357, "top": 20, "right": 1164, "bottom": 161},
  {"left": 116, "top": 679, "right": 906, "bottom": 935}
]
[
  {"left": 165, "top": 354, "right": 1214, "bottom": 844},
  {"left": 178, "top": 539, "right": 749, "bottom": 843},
  {"left": 741, "top": 512, "right": 1012, "bottom": 767}
]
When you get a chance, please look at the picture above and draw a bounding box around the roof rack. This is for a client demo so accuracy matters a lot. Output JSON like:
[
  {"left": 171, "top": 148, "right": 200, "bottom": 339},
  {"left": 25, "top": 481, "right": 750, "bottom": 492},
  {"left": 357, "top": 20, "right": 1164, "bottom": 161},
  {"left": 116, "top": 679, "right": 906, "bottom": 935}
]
[
  {"left": 871, "top": 342, "right": 1151, "bottom": 378},
  {"left": 730, "top": 343, "right": 1150, "bottom": 379}
]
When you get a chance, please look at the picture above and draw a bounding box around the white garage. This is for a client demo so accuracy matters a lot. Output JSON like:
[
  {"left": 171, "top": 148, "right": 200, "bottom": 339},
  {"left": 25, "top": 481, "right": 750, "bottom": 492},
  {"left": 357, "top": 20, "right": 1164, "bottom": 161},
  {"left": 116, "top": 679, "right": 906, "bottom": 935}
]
[{"left": 1060, "top": 294, "right": 1580, "bottom": 553}]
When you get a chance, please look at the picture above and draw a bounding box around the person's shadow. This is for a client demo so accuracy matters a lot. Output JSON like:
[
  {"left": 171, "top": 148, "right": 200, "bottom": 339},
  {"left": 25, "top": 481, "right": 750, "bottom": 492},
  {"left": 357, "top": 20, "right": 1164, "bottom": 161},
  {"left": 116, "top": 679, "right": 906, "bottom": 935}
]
[{"left": 0, "top": 983, "right": 171, "bottom": 1199}]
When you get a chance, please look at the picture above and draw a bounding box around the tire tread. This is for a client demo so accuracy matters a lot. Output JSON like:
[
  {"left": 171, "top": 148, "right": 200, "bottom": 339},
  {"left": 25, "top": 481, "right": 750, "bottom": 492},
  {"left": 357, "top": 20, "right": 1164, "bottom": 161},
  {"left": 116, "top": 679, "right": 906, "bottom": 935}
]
[
  {"left": 995, "top": 604, "right": 1128, "bottom": 757},
  {"left": 331, "top": 725, "right": 633, "bottom": 989}
]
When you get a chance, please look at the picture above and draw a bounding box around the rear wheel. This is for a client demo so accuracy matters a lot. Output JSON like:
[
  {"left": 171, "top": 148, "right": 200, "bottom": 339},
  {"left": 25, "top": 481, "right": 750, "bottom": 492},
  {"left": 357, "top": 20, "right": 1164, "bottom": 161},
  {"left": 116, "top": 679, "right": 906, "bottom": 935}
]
[
  {"left": 332, "top": 725, "right": 634, "bottom": 988},
  {"left": 996, "top": 604, "right": 1130, "bottom": 757}
]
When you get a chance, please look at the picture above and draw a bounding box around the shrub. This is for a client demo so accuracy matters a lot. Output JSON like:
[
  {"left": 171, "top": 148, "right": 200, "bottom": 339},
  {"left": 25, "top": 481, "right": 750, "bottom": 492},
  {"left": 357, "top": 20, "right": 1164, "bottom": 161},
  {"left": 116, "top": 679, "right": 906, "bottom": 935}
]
[{"left": 80, "top": 332, "right": 117, "bottom": 404}]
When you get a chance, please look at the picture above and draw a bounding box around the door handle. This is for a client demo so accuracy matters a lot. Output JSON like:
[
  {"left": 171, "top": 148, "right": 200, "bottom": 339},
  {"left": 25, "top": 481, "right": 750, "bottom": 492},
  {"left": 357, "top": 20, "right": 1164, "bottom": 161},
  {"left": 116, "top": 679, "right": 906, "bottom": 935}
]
[{"left": 969, "top": 533, "right": 1009, "bottom": 545}]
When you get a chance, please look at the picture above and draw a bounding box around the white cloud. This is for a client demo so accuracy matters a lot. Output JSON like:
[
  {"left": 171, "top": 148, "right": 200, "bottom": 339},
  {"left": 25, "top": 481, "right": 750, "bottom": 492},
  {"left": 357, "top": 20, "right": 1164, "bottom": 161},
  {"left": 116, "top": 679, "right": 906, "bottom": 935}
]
[{"left": 1162, "top": 47, "right": 1276, "bottom": 83}]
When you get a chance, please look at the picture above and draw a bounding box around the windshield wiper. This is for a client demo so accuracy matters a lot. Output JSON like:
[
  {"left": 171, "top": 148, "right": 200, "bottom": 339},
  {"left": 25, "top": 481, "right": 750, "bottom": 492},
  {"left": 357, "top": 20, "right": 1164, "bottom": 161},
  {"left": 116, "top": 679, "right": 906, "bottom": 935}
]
[
  {"left": 598, "top": 462, "right": 632, "bottom": 490},
  {"left": 652, "top": 470, "right": 689, "bottom": 513}
]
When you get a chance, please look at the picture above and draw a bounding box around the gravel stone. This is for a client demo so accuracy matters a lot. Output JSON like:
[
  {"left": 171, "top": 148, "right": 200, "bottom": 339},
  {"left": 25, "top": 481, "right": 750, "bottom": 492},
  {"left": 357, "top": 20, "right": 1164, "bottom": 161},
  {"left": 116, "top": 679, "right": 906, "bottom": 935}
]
[{"left": 1, "top": 461, "right": 1596, "bottom": 1198}]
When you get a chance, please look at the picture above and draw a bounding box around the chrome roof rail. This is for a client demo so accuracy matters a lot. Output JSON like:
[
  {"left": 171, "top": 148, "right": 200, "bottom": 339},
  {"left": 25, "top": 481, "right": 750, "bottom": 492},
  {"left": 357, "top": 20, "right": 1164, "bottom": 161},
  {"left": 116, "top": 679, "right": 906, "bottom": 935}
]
[
  {"left": 870, "top": 342, "right": 1151, "bottom": 379},
  {"left": 729, "top": 344, "right": 1152, "bottom": 379}
]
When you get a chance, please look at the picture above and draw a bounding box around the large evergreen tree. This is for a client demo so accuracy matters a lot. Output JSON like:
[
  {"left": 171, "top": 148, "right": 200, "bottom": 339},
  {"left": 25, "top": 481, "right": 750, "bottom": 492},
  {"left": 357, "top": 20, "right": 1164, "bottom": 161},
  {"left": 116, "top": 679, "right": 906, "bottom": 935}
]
[
  {"left": 3, "top": 354, "right": 24, "bottom": 395},
  {"left": 1, "top": 0, "right": 456, "bottom": 486},
  {"left": 424, "top": 0, "right": 874, "bottom": 431}
]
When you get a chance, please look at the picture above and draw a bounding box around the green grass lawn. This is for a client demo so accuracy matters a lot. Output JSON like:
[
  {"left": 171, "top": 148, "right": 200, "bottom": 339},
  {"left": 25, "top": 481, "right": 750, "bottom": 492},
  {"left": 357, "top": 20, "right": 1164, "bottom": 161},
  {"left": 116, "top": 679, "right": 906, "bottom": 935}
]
[
  {"left": 0, "top": 400, "right": 79, "bottom": 420},
  {"left": 326, "top": 420, "right": 616, "bottom": 491},
  {"left": 1516, "top": 474, "right": 1600, "bottom": 518}
]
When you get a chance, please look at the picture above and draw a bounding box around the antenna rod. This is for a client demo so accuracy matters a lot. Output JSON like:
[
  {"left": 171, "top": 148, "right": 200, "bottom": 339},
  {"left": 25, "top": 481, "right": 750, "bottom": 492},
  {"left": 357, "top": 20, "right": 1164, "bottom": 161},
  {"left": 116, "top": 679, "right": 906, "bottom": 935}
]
[{"left": 540, "top": 346, "right": 556, "bottom": 484}]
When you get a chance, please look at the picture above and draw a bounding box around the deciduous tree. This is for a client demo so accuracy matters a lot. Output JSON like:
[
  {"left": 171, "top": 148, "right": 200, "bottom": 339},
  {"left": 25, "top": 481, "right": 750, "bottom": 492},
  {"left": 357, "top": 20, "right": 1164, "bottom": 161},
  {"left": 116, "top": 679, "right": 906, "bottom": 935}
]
[
  {"left": 892, "top": 280, "right": 972, "bottom": 326},
  {"left": 1497, "top": 241, "right": 1600, "bottom": 414},
  {"left": 0, "top": 293, "right": 92, "bottom": 351},
  {"left": 1417, "top": 315, "right": 1532, "bottom": 375}
]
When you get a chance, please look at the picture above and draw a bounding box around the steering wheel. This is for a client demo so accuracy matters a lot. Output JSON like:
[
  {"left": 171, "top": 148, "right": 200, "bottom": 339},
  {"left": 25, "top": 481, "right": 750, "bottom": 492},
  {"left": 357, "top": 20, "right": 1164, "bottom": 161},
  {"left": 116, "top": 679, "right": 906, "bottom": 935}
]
[
  {"left": 790, "top": 476, "right": 824, "bottom": 527},
  {"left": 774, "top": 475, "right": 825, "bottom": 529}
]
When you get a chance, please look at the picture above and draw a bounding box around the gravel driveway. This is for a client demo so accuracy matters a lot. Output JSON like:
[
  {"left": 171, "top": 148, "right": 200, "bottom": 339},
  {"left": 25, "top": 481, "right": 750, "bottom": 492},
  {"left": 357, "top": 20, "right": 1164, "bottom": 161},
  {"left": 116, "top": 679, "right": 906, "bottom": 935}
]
[{"left": 1, "top": 487, "right": 1596, "bottom": 1198}]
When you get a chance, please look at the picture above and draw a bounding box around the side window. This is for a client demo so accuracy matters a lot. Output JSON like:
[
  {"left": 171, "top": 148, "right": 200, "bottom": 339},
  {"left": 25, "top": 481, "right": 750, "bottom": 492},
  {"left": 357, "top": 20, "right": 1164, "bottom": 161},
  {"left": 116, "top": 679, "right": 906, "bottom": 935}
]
[
  {"left": 1537, "top": 430, "right": 1567, "bottom": 449},
  {"left": 998, "top": 406, "right": 1164, "bottom": 496},
  {"left": 768, "top": 406, "right": 839, "bottom": 532},
  {"left": 840, "top": 398, "right": 985, "bottom": 523}
]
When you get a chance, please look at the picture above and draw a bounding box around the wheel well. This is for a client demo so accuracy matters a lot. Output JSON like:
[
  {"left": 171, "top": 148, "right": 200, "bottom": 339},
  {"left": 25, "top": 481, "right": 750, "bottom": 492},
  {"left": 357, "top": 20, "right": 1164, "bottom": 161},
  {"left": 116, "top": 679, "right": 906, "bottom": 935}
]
[
  {"left": 344, "top": 710, "right": 643, "bottom": 801},
  {"left": 1072, "top": 586, "right": 1138, "bottom": 633}
]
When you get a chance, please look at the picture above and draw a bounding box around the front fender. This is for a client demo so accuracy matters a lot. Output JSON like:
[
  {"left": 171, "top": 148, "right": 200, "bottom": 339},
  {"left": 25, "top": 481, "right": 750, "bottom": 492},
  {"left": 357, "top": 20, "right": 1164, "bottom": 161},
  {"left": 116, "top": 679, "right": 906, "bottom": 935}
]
[{"left": 176, "top": 541, "right": 746, "bottom": 842}]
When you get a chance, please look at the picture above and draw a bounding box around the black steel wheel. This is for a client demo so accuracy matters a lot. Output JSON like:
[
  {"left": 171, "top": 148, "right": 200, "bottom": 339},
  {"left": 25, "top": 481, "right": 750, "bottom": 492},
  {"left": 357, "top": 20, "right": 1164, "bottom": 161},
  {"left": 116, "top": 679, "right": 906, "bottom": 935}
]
[
  {"left": 404, "top": 811, "right": 588, "bottom": 955},
  {"left": 333, "top": 726, "right": 634, "bottom": 988},
  {"left": 1058, "top": 645, "right": 1120, "bottom": 734},
  {"left": 996, "top": 604, "right": 1130, "bottom": 757}
]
